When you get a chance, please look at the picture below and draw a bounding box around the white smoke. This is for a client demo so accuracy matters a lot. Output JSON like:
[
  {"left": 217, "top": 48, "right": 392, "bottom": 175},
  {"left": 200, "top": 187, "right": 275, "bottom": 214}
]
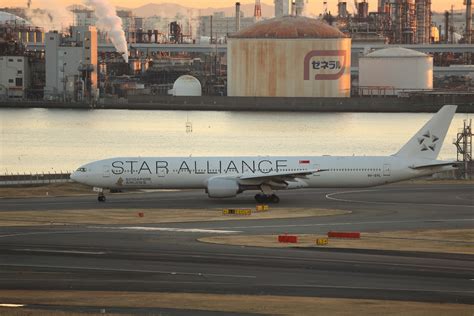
[
  {"left": 25, "top": 0, "right": 72, "bottom": 32},
  {"left": 85, "top": 0, "right": 129, "bottom": 63}
]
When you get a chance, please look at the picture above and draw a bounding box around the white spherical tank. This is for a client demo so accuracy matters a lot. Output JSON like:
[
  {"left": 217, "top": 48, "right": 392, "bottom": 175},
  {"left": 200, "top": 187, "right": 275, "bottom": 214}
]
[
  {"left": 358, "top": 47, "right": 433, "bottom": 96},
  {"left": 170, "top": 75, "right": 202, "bottom": 96},
  {"left": 227, "top": 16, "right": 351, "bottom": 97}
]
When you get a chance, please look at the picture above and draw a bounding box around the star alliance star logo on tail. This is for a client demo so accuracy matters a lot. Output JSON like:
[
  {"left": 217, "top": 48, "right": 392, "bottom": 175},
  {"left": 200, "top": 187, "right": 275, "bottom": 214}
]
[{"left": 418, "top": 130, "right": 439, "bottom": 152}]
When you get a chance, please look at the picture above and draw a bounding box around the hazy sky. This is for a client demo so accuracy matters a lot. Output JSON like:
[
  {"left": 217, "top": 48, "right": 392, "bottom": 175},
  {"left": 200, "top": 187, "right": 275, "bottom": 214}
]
[{"left": 5, "top": 0, "right": 466, "bottom": 13}]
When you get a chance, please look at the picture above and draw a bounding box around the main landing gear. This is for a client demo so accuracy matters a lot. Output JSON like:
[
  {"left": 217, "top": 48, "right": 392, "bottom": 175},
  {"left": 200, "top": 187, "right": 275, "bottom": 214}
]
[
  {"left": 254, "top": 193, "right": 280, "bottom": 203},
  {"left": 98, "top": 192, "right": 106, "bottom": 202}
]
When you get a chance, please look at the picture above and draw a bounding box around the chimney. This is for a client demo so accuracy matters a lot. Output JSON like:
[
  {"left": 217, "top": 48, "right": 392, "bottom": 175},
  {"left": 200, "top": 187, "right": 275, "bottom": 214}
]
[
  {"left": 466, "top": 0, "right": 472, "bottom": 44},
  {"left": 235, "top": 2, "right": 241, "bottom": 32}
]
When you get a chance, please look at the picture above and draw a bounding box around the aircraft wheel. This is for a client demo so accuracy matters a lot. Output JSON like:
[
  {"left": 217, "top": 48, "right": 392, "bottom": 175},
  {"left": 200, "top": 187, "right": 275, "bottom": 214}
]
[
  {"left": 98, "top": 195, "right": 106, "bottom": 202},
  {"left": 254, "top": 194, "right": 265, "bottom": 203},
  {"left": 270, "top": 194, "right": 280, "bottom": 203}
]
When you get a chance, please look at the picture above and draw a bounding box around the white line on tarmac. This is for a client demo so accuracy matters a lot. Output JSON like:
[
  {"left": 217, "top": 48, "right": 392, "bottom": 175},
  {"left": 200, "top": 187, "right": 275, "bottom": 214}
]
[
  {"left": 96, "top": 226, "right": 242, "bottom": 234},
  {"left": 0, "top": 263, "right": 256, "bottom": 279},
  {"left": 0, "top": 226, "right": 240, "bottom": 240},
  {"left": 0, "top": 304, "right": 25, "bottom": 308},
  {"left": 261, "top": 283, "right": 474, "bottom": 295},
  {"left": 213, "top": 218, "right": 474, "bottom": 230},
  {"left": 14, "top": 249, "right": 105, "bottom": 255},
  {"left": 0, "top": 230, "right": 97, "bottom": 239},
  {"left": 325, "top": 190, "right": 474, "bottom": 208}
]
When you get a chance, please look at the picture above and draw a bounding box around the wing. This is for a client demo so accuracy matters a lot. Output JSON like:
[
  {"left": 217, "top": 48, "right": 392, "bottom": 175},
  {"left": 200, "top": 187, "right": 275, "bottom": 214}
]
[{"left": 237, "top": 168, "right": 327, "bottom": 189}]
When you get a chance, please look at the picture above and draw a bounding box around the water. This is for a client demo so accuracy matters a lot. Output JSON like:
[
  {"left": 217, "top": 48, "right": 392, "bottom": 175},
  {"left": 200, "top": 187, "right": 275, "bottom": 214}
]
[{"left": 0, "top": 108, "right": 470, "bottom": 173}]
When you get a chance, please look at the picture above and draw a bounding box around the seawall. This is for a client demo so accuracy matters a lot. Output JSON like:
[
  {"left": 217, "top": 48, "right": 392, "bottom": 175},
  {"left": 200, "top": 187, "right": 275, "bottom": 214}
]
[{"left": 1, "top": 95, "right": 473, "bottom": 112}]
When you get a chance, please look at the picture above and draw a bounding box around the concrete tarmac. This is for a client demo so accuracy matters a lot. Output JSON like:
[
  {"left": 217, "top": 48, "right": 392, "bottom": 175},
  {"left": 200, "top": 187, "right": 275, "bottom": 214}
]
[{"left": 0, "top": 184, "right": 473, "bottom": 308}]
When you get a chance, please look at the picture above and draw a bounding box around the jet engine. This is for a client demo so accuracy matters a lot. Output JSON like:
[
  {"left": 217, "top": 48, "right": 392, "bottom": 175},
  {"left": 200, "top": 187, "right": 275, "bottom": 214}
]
[{"left": 206, "top": 178, "right": 240, "bottom": 198}]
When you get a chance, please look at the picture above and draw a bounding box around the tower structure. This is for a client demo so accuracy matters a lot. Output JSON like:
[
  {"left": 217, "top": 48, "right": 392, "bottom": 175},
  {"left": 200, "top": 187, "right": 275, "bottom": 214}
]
[
  {"left": 466, "top": 0, "right": 472, "bottom": 44},
  {"left": 274, "top": 0, "right": 289, "bottom": 17},
  {"left": 254, "top": 0, "right": 262, "bottom": 19}
]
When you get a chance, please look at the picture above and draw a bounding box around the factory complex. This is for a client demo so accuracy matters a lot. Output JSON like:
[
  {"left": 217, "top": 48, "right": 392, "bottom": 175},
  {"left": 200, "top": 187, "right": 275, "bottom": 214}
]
[{"left": 0, "top": 1, "right": 473, "bottom": 106}]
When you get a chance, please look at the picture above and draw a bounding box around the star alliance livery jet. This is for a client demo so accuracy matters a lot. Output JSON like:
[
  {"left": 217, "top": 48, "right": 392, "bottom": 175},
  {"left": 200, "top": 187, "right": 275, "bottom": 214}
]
[{"left": 71, "top": 105, "right": 458, "bottom": 203}]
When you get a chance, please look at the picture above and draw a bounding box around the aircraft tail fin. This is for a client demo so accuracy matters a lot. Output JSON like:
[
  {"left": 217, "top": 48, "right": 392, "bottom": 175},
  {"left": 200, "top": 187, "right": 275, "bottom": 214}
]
[{"left": 394, "top": 105, "right": 457, "bottom": 160}]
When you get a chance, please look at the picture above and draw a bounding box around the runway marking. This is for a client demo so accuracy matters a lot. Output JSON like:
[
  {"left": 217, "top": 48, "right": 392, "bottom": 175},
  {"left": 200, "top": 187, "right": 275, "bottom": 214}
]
[
  {"left": 325, "top": 190, "right": 474, "bottom": 208},
  {"left": 0, "top": 226, "right": 240, "bottom": 240},
  {"left": 0, "top": 263, "right": 256, "bottom": 279},
  {"left": 261, "top": 283, "right": 474, "bottom": 295},
  {"left": 1, "top": 274, "right": 472, "bottom": 295},
  {"left": 456, "top": 194, "right": 474, "bottom": 202},
  {"left": 94, "top": 226, "right": 242, "bottom": 234},
  {"left": 0, "top": 304, "right": 25, "bottom": 308},
  {"left": 13, "top": 249, "right": 105, "bottom": 255},
  {"left": 0, "top": 230, "right": 96, "bottom": 239},
  {"left": 214, "top": 218, "right": 474, "bottom": 230}
]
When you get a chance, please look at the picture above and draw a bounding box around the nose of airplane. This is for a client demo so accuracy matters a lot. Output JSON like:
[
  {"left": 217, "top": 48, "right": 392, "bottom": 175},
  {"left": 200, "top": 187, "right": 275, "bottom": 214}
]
[{"left": 70, "top": 171, "right": 78, "bottom": 182}]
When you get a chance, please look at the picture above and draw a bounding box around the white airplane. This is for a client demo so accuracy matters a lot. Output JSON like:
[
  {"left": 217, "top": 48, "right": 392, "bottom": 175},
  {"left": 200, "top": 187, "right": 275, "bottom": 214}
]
[{"left": 71, "top": 105, "right": 459, "bottom": 203}]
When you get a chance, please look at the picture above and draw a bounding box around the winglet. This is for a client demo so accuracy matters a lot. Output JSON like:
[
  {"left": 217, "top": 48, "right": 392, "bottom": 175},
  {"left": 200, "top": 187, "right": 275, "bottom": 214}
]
[{"left": 394, "top": 105, "right": 457, "bottom": 160}]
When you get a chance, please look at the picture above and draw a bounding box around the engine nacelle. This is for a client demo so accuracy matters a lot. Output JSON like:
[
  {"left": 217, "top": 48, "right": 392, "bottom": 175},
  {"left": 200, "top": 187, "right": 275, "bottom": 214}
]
[
  {"left": 206, "top": 177, "right": 240, "bottom": 198},
  {"left": 285, "top": 179, "right": 309, "bottom": 190}
]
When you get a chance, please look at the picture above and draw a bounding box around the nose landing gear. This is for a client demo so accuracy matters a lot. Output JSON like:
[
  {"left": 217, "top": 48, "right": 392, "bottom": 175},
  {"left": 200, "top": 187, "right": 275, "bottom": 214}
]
[{"left": 98, "top": 192, "right": 106, "bottom": 202}]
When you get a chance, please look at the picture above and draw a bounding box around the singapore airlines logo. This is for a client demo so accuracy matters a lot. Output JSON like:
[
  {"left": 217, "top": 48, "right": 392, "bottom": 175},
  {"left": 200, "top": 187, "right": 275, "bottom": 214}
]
[{"left": 418, "top": 130, "right": 439, "bottom": 152}]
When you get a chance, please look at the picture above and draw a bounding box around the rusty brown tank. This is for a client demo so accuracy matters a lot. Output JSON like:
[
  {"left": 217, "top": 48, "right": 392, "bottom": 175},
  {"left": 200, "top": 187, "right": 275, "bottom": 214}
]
[{"left": 227, "top": 16, "right": 351, "bottom": 98}]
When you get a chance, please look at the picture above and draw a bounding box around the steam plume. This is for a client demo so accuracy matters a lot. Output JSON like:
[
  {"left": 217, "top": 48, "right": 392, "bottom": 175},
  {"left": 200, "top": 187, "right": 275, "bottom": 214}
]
[
  {"left": 85, "top": 0, "right": 129, "bottom": 63},
  {"left": 25, "top": 0, "right": 72, "bottom": 32}
]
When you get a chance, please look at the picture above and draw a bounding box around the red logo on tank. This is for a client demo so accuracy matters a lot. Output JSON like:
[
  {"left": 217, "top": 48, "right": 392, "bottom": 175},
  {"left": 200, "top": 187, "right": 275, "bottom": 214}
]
[{"left": 303, "top": 50, "right": 347, "bottom": 81}]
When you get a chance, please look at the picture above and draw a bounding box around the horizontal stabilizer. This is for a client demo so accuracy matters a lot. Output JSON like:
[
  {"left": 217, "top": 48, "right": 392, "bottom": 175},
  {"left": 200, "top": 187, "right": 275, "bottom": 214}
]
[{"left": 410, "top": 161, "right": 460, "bottom": 169}]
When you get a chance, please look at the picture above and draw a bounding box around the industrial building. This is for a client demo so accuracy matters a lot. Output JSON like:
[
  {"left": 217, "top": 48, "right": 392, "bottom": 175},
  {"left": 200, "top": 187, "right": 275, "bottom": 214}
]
[
  {"left": 1, "top": 1, "right": 473, "bottom": 103},
  {"left": 358, "top": 47, "right": 433, "bottom": 96},
  {"left": 0, "top": 11, "right": 44, "bottom": 45},
  {"left": 227, "top": 15, "right": 351, "bottom": 97},
  {"left": 44, "top": 26, "right": 98, "bottom": 101},
  {"left": 0, "top": 55, "right": 30, "bottom": 99},
  {"left": 198, "top": 11, "right": 257, "bottom": 42},
  {"left": 0, "top": 11, "right": 44, "bottom": 100}
]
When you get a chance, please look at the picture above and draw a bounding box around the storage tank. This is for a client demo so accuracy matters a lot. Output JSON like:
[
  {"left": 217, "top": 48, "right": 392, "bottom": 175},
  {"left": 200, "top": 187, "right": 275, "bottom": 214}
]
[
  {"left": 169, "top": 75, "right": 202, "bottom": 96},
  {"left": 358, "top": 47, "right": 433, "bottom": 96},
  {"left": 227, "top": 15, "right": 351, "bottom": 97}
]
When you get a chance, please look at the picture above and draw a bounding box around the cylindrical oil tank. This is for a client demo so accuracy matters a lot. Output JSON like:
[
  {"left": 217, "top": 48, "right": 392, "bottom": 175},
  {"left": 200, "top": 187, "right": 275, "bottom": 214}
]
[
  {"left": 227, "top": 16, "right": 351, "bottom": 97},
  {"left": 170, "top": 75, "right": 202, "bottom": 96},
  {"left": 358, "top": 47, "right": 433, "bottom": 95}
]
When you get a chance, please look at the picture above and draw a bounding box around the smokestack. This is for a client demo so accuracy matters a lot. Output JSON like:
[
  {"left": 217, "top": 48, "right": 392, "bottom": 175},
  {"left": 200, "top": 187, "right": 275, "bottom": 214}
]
[
  {"left": 210, "top": 15, "right": 213, "bottom": 44},
  {"left": 444, "top": 10, "right": 449, "bottom": 44},
  {"left": 295, "top": 0, "right": 304, "bottom": 16},
  {"left": 338, "top": 1, "right": 348, "bottom": 18},
  {"left": 254, "top": 0, "right": 262, "bottom": 19},
  {"left": 235, "top": 2, "right": 241, "bottom": 32},
  {"left": 466, "top": 0, "right": 472, "bottom": 44}
]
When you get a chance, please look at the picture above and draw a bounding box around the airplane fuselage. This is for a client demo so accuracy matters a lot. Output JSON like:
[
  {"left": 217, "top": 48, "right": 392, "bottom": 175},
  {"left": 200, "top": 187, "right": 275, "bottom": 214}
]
[{"left": 73, "top": 155, "right": 446, "bottom": 190}]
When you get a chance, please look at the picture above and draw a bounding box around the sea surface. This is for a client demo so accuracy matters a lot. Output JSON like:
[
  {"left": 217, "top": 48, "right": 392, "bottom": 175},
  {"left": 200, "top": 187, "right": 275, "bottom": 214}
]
[{"left": 0, "top": 108, "right": 470, "bottom": 174}]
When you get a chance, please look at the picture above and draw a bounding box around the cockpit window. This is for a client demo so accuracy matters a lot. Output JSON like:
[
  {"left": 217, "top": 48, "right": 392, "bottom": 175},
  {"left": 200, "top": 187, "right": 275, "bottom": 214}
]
[{"left": 76, "top": 167, "right": 87, "bottom": 172}]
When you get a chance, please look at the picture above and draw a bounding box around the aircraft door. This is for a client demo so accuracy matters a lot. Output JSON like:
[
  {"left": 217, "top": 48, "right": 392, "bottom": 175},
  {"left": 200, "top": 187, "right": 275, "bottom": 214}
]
[
  {"left": 383, "top": 164, "right": 391, "bottom": 176},
  {"left": 157, "top": 167, "right": 166, "bottom": 177},
  {"left": 102, "top": 165, "right": 110, "bottom": 178}
]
